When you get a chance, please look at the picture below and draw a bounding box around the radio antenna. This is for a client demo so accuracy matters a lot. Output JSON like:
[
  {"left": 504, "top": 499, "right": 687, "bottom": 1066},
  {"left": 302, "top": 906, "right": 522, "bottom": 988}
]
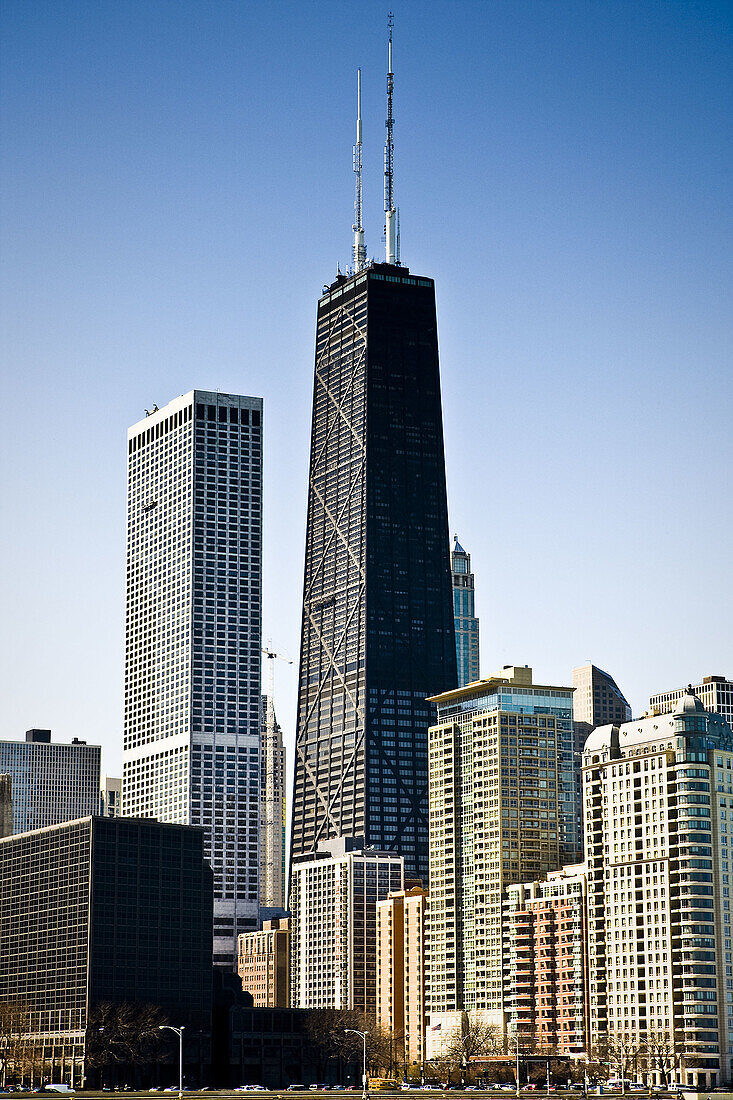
[
  {"left": 353, "top": 69, "right": 367, "bottom": 272},
  {"left": 384, "top": 13, "right": 399, "bottom": 264}
]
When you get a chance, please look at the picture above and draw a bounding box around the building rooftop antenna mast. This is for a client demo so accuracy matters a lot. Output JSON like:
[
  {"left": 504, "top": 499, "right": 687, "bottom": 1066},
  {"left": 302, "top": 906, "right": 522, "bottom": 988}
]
[
  {"left": 384, "top": 12, "right": 399, "bottom": 265},
  {"left": 352, "top": 69, "right": 367, "bottom": 272}
]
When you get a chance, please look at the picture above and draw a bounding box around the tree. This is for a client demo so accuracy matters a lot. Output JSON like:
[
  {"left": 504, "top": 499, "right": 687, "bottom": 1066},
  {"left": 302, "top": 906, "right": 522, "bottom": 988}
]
[
  {"left": 0, "top": 1002, "right": 31, "bottom": 1087},
  {"left": 443, "top": 1014, "right": 507, "bottom": 1085},
  {"left": 85, "top": 1002, "right": 169, "bottom": 1087},
  {"left": 642, "top": 1029, "right": 684, "bottom": 1089},
  {"left": 606, "top": 1030, "right": 645, "bottom": 1082},
  {"left": 304, "top": 1009, "right": 368, "bottom": 1084}
]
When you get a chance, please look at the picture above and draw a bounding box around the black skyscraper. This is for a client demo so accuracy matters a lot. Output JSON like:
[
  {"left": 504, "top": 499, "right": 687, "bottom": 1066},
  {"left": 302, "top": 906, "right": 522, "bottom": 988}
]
[{"left": 291, "top": 263, "right": 457, "bottom": 883}]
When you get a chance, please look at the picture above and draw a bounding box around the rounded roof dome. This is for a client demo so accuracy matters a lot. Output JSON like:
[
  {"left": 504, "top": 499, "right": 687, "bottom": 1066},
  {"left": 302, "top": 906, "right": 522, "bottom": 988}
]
[{"left": 676, "top": 689, "right": 705, "bottom": 715}]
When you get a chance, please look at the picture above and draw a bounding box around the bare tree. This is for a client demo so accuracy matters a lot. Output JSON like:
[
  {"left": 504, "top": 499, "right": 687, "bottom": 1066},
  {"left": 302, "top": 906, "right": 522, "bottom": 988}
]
[
  {"left": 0, "top": 1003, "right": 30, "bottom": 1087},
  {"left": 86, "top": 1002, "right": 169, "bottom": 1086},
  {"left": 304, "top": 1009, "right": 370, "bottom": 1083},
  {"left": 643, "top": 1029, "right": 684, "bottom": 1089},
  {"left": 606, "top": 1029, "right": 645, "bottom": 1082},
  {"left": 443, "top": 1014, "right": 506, "bottom": 1085}
]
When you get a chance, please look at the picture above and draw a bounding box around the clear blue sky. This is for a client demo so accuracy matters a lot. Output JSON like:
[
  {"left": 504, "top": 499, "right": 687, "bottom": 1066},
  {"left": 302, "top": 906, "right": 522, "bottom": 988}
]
[{"left": 1, "top": 0, "right": 731, "bottom": 779}]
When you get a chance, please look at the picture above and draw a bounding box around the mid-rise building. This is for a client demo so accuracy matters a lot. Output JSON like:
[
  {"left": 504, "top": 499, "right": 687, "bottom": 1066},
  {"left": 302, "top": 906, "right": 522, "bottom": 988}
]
[
  {"left": 426, "top": 666, "right": 573, "bottom": 1045},
  {"left": 0, "top": 774, "right": 12, "bottom": 837},
  {"left": 260, "top": 695, "right": 286, "bottom": 910},
  {"left": 451, "top": 537, "right": 480, "bottom": 687},
  {"left": 583, "top": 691, "right": 733, "bottom": 1088},
  {"left": 100, "top": 775, "right": 121, "bottom": 817},
  {"left": 237, "top": 918, "right": 290, "bottom": 1008},
  {"left": 0, "top": 729, "right": 101, "bottom": 834},
  {"left": 377, "top": 886, "right": 427, "bottom": 1075},
  {"left": 0, "top": 815, "right": 212, "bottom": 1085},
  {"left": 502, "top": 865, "right": 589, "bottom": 1056},
  {"left": 122, "top": 390, "right": 263, "bottom": 967},
  {"left": 651, "top": 675, "right": 733, "bottom": 730},
  {"left": 290, "top": 837, "right": 404, "bottom": 1014}
]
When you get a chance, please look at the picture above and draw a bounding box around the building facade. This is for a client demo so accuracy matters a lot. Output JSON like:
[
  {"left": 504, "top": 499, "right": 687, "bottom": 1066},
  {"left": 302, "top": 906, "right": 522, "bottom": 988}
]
[
  {"left": 572, "top": 664, "right": 633, "bottom": 730},
  {"left": 0, "top": 815, "right": 212, "bottom": 1085},
  {"left": 260, "top": 695, "right": 286, "bottom": 910},
  {"left": 0, "top": 774, "right": 12, "bottom": 837},
  {"left": 0, "top": 730, "right": 101, "bottom": 834},
  {"left": 99, "top": 776, "right": 121, "bottom": 817},
  {"left": 426, "top": 667, "right": 572, "bottom": 1044},
  {"left": 376, "top": 887, "right": 427, "bottom": 1075},
  {"left": 583, "top": 692, "right": 733, "bottom": 1088},
  {"left": 237, "top": 919, "right": 290, "bottom": 1008},
  {"left": 122, "top": 390, "right": 263, "bottom": 966},
  {"left": 290, "top": 836, "right": 404, "bottom": 1014},
  {"left": 651, "top": 675, "right": 733, "bottom": 731},
  {"left": 451, "top": 537, "right": 480, "bottom": 687},
  {"left": 290, "top": 264, "right": 457, "bottom": 886},
  {"left": 502, "top": 865, "right": 589, "bottom": 1056}
]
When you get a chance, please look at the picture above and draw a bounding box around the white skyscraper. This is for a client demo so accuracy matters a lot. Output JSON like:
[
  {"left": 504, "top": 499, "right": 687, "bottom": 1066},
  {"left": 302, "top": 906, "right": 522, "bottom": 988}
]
[
  {"left": 259, "top": 694, "right": 286, "bottom": 910},
  {"left": 122, "top": 390, "right": 262, "bottom": 967}
]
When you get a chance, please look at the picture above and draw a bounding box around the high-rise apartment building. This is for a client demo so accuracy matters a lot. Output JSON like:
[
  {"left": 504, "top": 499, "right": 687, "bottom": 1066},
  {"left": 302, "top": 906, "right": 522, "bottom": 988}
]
[
  {"left": 426, "top": 667, "right": 573, "bottom": 1045},
  {"left": 451, "top": 536, "right": 480, "bottom": 687},
  {"left": 583, "top": 692, "right": 733, "bottom": 1088},
  {"left": 377, "top": 886, "right": 428, "bottom": 1074},
  {"left": 290, "top": 836, "right": 404, "bottom": 1013},
  {"left": 237, "top": 918, "right": 290, "bottom": 1007},
  {"left": 122, "top": 390, "right": 263, "bottom": 966},
  {"left": 502, "top": 865, "right": 589, "bottom": 1056},
  {"left": 100, "top": 775, "right": 121, "bottom": 817},
  {"left": 0, "top": 729, "right": 101, "bottom": 834},
  {"left": 650, "top": 675, "right": 733, "bottom": 730},
  {"left": 260, "top": 694, "right": 286, "bottom": 910},
  {"left": 290, "top": 263, "right": 457, "bottom": 886},
  {"left": 0, "top": 815, "right": 212, "bottom": 1086},
  {"left": 0, "top": 774, "right": 12, "bottom": 837},
  {"left": 573, "top": 664, "right": 632, "bottom": 729}
]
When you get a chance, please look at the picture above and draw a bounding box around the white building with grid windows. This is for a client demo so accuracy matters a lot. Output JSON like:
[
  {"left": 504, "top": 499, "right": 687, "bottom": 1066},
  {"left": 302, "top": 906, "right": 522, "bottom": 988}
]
[
  {"left": 122, "top": 390, "right": 262, "bottom": 967},
  {"left": 290, "top": 836, "right": 404, "bottom": 1014},
  {"left": 651, "top": 675, "right": 733, "bottom": 731},
  {"left": 0, "top": 729, "right": 101, "bottom": 834}
]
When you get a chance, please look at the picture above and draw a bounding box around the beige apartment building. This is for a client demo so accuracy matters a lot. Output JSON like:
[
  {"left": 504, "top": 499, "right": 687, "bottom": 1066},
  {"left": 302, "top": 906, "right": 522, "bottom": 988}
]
[
  {"left": 237, "top": 918, "right": 290, "bottom": 1007},
  {"left": 426, "top": 666, "right": 572, "bottom": 1050},
  {"left": 377, "top": 887, "right": 427, "bottom": 1075}
]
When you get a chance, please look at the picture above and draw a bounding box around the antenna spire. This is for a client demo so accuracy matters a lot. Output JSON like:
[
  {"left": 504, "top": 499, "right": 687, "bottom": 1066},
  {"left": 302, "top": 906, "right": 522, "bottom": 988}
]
[
  {"left": 384, "top": 12, "right": 399, "bottom": 264},
  {"left": 353, "top": 69, "right": 367, "bottom": 272}
]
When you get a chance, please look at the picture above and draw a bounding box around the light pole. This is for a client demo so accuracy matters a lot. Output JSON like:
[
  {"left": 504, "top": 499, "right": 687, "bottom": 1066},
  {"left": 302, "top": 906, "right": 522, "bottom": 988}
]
[
  {"left": 159, "top": 1025, "right": 185, "bottom": 1100},
  {"left": 345, "top": 1028, "right": 369, "bottom": 1100},
  {"left": 513, "top": 1036, "right": 521, "bottom": 1099}
]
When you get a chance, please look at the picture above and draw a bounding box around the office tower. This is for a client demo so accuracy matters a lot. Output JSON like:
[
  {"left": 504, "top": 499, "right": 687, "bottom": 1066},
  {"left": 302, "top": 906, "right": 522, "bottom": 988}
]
[
  {"left": 290, "top": 263, "right": 456, "bottom": 884},
  {"left": 426, "top": 666, "right": 572, "bottom": 1046},
  {"left": 237, "top": 918, "right": 290, "bottom": 1007},
  {"left": 377, "top": 886, "right": 427, "bottom": 1074},
  {"left": 260, "top": 694, "right": 286, "bottom": 910},
  {"left": 583, "top": 691, "right": 733, "bottom": 1089},
  {"left": 0, "top": 816, "right": 212, "bottom": 1086},
  {"left": 502, "top": 865, "right": 589, "bottom": 1056},
  {"left": 572, "top": 663, "right": 632, "bottom": 729},
  {"left": 100, "top": 775, "right": 121, "bottom": 817},
  {"left": 123, "top": 391, "right": 263, "bottom": 967},
  {"left": 0, "top": 729, "right": 101, "bottom": 834},
  {"left": 451, "top": 536, "right": 480, "bottom": 687},
  {"left": 290, "top": 837, "right": 404, "bottom": 1013},
  {"left": 650, "top": 674, "right": 733, "bottom": 729},
  {"left": 0, "top": 774, "right": 11, "bottom": 837}
]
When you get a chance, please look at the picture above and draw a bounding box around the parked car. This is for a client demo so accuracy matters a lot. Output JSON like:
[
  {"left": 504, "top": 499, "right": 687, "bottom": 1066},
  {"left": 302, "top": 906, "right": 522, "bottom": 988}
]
[{"left": 286, "top": 1088, "right": 306, "bottom": 1093}]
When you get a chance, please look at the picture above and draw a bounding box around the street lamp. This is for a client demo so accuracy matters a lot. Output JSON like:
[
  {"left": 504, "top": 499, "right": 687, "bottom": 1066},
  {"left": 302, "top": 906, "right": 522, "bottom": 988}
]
[
  {"left": 159, "top": 1025, "right": 185, "bottom": 1100},
  {"left": 512, "top": 1036, "right": 521, "bottom": 1100},
  {"left": 345, "top": 1028, "right": 369, "bottom": 1100}
]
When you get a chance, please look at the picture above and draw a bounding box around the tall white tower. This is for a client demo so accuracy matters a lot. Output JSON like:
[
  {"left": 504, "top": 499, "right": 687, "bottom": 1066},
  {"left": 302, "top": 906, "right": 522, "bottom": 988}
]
[{"left": 122, "top": 390, "right": 263, "bottom": 967}]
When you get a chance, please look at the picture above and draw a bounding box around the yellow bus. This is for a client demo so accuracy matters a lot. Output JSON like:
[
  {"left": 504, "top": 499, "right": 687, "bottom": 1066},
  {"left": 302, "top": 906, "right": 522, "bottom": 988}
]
[{"left": 368, "top": 1079, "right": 400, "bottom": 1092}]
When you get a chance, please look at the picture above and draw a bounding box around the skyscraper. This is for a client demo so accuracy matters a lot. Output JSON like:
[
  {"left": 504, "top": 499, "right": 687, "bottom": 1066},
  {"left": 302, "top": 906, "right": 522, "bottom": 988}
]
[
  {"left": 0, "top": 729, "right": 101, "bottom": 834},
  {"left": 451, "top": 536, "right": 480, "bottom": 686},
  {"left": 290, "top": 45, "right": 456, "bottom": 882},
  {"left": 260, "top": 693, "right": 286, "bottom": 910},
  {"left": 425, "top": 666, "right": 573, "bottom": 1043},
  {"left": 583, "top": 692, "right": 733, "bottom": 1088},
  {"left": 572, "top": 663, "right": 632, "bottom": 729},
  {"left": 122, "top": 390, "right": 262, "bottom": 967}
]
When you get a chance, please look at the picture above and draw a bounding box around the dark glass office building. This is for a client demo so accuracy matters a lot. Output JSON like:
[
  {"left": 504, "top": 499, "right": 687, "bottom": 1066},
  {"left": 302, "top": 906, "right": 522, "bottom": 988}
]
[
  {"left": 0, "top": 816, "right": 212, "bottom": 1085},
  {"left": 291, "top": 263, "right": 457, "bottom": 883}
]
